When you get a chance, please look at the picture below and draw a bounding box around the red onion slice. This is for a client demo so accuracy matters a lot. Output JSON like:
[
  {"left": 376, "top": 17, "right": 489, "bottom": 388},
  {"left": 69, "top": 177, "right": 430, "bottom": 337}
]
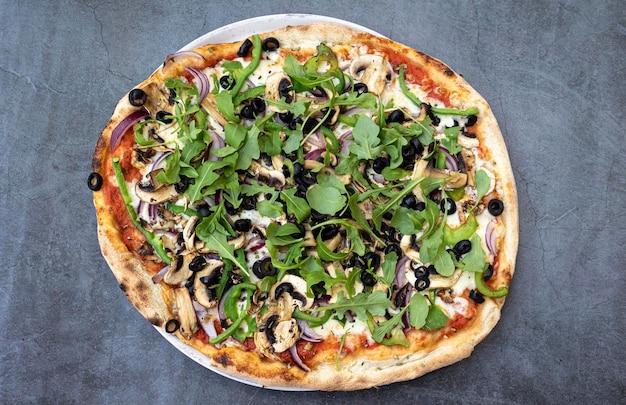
[
  {"left": 440, "top": 146, "right": 459, "bottom": 172},
  {"left": 245, "top": 236, "right": 266, "bottom": 253},
  {"left": 305, "top": 148, "right": 325, "bottom": 161},
  {"left": 151, "top": 265, "right": 170, "bottom": 284},
  {"left": 297, "top": 319, "right": 323, "bottom": 343},
  {"left": 163, "top": 51, "right": 205, "bottom": 69},
  {"left": 485, "top": 219, "right": 498, "bottom": 255},
  {"left": 193, "top": 301, "right": 218, "bottom": 339},
  {"left": 394, "top": 255, "right": 410, "bottom": 287},
  {"left": 110, "top": 109, "right": 149, "bottom": 152},
  {"left": 186, "top": 67, "right": 210, "bottom": 104},
  {"left": 207, "top": 131, "right": 225, "bottom": 161},
  {"left": 288, "top": 345, "right": 310, "bottom": 372}
]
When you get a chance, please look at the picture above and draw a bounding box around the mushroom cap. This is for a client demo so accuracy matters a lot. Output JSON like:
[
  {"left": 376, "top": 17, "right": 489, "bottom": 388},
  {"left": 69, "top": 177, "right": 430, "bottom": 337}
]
[{"left": 349, "top": 55, "right": 393, "bottom": 96}]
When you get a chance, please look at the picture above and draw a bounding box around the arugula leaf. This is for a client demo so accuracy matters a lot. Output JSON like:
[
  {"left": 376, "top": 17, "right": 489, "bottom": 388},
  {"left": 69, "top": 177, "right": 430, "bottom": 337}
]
[
  {"left": 282, "top": 129, "right": 303, "bottom": 154},
  {"left": 372, "top": 310, "right": 406, "bottom": 344},
  {"left": 459, "top": 234, "right": 486, "bottom": 272},
  {"left": 317, "top": 291, "right": 390, "bottom": 321},
  {"left": 335, "top": 154, "right": 368, "bottom": 187},
  {"left": 306, "top": 184, "right": 346, "bottom": 216},
  {"left": 423, "top": 304, "right": 449, "bottom": 331},
  {"left": 186, "top": 160, "right": 229, "bottom": 202},
  {"left": 348, "top": 115, "right": 383, "bottom": 160},
  {"left": 256, "top": 200, "right": 283, "bottom": 218},
  {"left": 224, "top": 123, "right": 247, "bottom": 149},
  {"left": 316, "top": 232, "right": 349, "bottom": 262},
  {"left": 371, "top": 178, "right": 422, "bottom": 230},
  {"left": 474, "top": 169, "right": 491, "bottom": 203},
  {"left": 155, "top": 146, "right": 181, "bottom": 184},
  {"left": 235, "top": 126, "right": 260, "bottom": 170},
  {"left": 380, "top": 252, "right": 398, "bottom": 286},
  {"left": 265, "top": 222, "right": 302, "bottom": 246},
  {"left": 259, "top": 130, "right": 283, "bottom": 156},
  {"left": 381, "top": 167, "right": 410, "bottom": 181},
  {"left": 281, "top": 189, "right": 311, "bottom": 223},
  {"left": 391, "top": 206, "right": 424, "bottom": 236},
  {"left": 441, "top": 126, "right": 463, "bottom": 155},
  {"left": 300, "top": 256, "right": 340, "bottom": 292},
  {"left": 198, "top": 231, "right": 248, "bottom": 276},
  {"left": 346, "top": 226, "right": 366, "bottom": 256},
  {"left": 433, "top": 249, "right": 456, "bottom": 277},
  {"left": 216, "top": 90, "right": 238, "bottom": 122},
  {"left": 408, "top": 293, "right": 429, "bottom": 329}
]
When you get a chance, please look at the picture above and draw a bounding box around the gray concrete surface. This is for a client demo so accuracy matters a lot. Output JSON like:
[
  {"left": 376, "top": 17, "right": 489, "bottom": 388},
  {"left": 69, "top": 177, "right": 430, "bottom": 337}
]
[{"left": 1, "top": 0, "right": 624, "bottom": 403}]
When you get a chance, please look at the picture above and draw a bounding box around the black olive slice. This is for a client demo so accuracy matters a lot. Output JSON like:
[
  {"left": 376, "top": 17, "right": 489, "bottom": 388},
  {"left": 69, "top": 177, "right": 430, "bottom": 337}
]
[
  {"left": 415, "top": 277, "right": 430, "bottom": 291},
  {"left": 237, "top": 38, "right": 253, "bottom": 57},
  {"left": 219, "top": 75, "right": 235, "bottom": 90},
  {"left": 128, "top": 88, "right": 147, "bottom": 107},
  {"left": 165, "top": 319, "right": 180, "bottom": 333},
  {"left": 188, "top": 256, "right": 206, "bottom": 273},
  {"left": 87, "top": 172, "right": 103, "bottom": 191},
  {"left": 372, "top": 156, "right": 390, "bottom": 174},
  {"left": 156, "top": 110, "right": 173, "bottom": 124},
  {"left": 262, "top": 37, "right": 280, "bottom": 52},
  {"left": 454, "top": 239, "right": 472, "bottom": 256},
  {"left": 234, "top": 218, "right": 252, "bottom": 232},
  {"left": 440, "top": 198, "right": 457, "bottom": 215},
  {"left": 488, "top": 199, "right": 504, "bottom": 216},
  {"left": 469, "top": 289, "right": 485, "bottom": 303},
  {"left": 387, "top": 109, "right": 405, "bottom": 123},
  {"left": 353, "top": 82, "right": 368, "bottom": 96},
  {"left": 360, "top": 271, "right": 375, "bottom": 287}
]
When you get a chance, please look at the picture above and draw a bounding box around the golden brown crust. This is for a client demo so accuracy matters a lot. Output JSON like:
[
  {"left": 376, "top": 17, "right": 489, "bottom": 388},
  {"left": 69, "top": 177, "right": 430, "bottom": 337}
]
[{"left": 92, "top": 22, "right": 518, "bottom": 390}]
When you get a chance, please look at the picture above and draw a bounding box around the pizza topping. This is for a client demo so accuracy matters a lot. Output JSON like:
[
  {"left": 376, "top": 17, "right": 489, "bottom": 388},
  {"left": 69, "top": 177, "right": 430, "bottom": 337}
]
[
  {"left": 87, "top": 172, "right": 103, "bottom": 191},
  {"left": 128, "top": 88, "right": 147, "bottom": 107},
  {"left": 99, "top": 32, "right": 514, "bottom": 374}
]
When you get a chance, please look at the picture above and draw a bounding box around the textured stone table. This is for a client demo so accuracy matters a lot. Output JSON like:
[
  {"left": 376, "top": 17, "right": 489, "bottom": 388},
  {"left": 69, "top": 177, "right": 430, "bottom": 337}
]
[{"left": 1, "top": 1, "right": 624, "bottom": 403}]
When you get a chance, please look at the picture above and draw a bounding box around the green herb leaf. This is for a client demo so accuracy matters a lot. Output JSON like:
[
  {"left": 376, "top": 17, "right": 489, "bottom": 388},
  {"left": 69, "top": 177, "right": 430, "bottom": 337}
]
[
  {"left": 216, "top": 90, "right": 238, "bottom": 122},
  {"left": 256, "top": 200, "right": 283, "bottom": 218},
  {"left": 319, "top": 291, "right": 391, "bottom": 321},
  {"left": 186, "top": 160, "right": 230, "bottom": 202},
  {"left": 235, "top": 126, "right": 260, "bottom": 170},
  {"left": 423, "top": 304, "right": 449, "bottom": 331},
  {"left": 224, "top": 123, "right": 247, "bottom": 149},
  {"left": 306, "top": 184, "right": 347, "bottom": 216},
  {"left": 459, "top": 234, "right": 486, "bottom": 272},
  {"left": 475, "top": 169, "right": 491, "bottom": 203},
  {"left": 199, "top": 231, "right": 248, "bottom": 276},
  {"left": 265, "top": 222, "right": 302, "bottom": 246},
  {"left": 371, "top": 178, "right": 422, "bottom": 230},
  {"left": 281, "top": 189, "right": 311, "bottom": 223},
  {"left": 316, "top": 232, "right": 349, "bottom": 262},
  {"left": 390, "top": 206, "right": 424, "bottom": 235},
  {"left": 348, "top": 115, "right": 383, "bottom": 160},
  {"left": 408, "top": 293, "right": 429, "bottom": 329},
  {"left": 380, "top": 252, "right": 398, "bottom": 286},
  {"left": 155, "top": 146, "right": 181, "bottom": 184}
]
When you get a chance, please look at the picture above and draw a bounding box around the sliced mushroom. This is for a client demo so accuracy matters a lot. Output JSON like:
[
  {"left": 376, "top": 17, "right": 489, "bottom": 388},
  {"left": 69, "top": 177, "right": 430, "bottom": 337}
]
[
  {"left": 460, "top": 148, "right": 476, "bottom": 187},
  {"left": 134, "top": 182, "right": 179, "bottom": 204},
  {"left": 254, "top": 313, "right": 300, "bottom": 359},
  {"left": 265, "top": 72, "right": 295, "bottom": 113},
  {"left": 428, "top": 269, "right": 463, "bottom": 289},
  {"left": 400, "top": 235, "right": 421, "bottom": 261},
  {"left": 182, "top": 216, "right": 199, "bottom": 252},
  {"left": 250, "top": 161, "right": 286, "bottom": 188},
  {"left": 163, "top": 254, "right": 194, "bottom": 285},
  {"left": 195, "top": 233, "right": 246, "bottom": 254},
  {"left": 193, "top": 260, "right": 223, "bottom": 308},
  {"left": 349, "top": 55, "right": 393, "bottom": 96},
  {"left": 141, "top": 82, "right": 173, "bottom": 116},
  {"left": 173, "top": 287, "right": 198, "bottom": 340},
  {"left": 412, "top": 158, "right": 467, "bottom": 190},
  {"left": 270, "top": 274, "right": 313, "bottom": 309},
  {"left": 457, "top": 133, "right": 480, "bottom": 149},
  {"left": 200, "top": 94, "right": 228, "bottom": 127}
]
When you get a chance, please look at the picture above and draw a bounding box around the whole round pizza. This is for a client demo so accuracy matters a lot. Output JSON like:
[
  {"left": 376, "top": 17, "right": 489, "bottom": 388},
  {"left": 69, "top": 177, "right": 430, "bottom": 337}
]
[{"left": 90, "top": 21, "right": 518, "bottom": 390}]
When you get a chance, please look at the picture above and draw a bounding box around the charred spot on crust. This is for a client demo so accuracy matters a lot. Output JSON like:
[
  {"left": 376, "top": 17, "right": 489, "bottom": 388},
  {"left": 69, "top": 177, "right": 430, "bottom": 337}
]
[
  {"left": 213, "top": 353, "right": 232, "bottom": 367},
  {"left": 444, "top": 68, "right": 454, "bottom": 76}
]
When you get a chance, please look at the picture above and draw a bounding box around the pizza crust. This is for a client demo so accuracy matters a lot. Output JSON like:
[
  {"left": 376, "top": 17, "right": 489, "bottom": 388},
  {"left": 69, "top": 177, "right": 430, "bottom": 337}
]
[{"left": 92, "top": 22, "right": 518, "bottom": 390}]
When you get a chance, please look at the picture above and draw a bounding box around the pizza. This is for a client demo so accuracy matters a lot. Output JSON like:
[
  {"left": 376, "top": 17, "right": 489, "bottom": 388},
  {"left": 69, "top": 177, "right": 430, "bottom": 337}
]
[{"left": 89, "top": 22, "right": 518, "bottom": 390}]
